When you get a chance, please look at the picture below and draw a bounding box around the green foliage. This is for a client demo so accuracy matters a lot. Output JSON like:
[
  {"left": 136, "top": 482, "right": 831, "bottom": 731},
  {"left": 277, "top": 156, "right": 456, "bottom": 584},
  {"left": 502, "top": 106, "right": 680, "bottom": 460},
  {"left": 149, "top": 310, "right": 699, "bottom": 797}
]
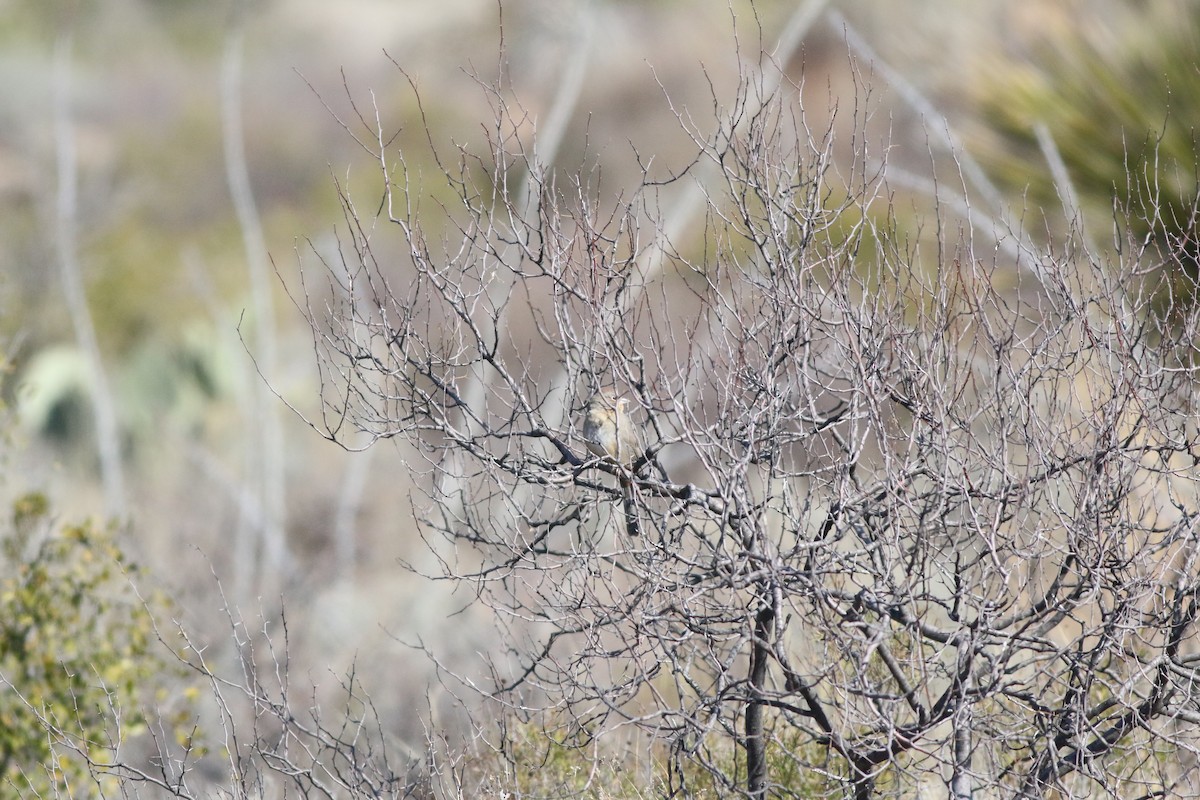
[
  {"left": 495, "top": 720, "right": 659, "bottom": 799},
  {"left": 765, "top": 728, "right": 850, "bottom": 799},
  {"left": 977, "top": 1, "right": 1200, "bottom": 305},
  {"left": 0, "top": 492, "right": 175, "bottom": 795},
  {"left": 483, "top": 716, "right": 841, "bottom": 798}
]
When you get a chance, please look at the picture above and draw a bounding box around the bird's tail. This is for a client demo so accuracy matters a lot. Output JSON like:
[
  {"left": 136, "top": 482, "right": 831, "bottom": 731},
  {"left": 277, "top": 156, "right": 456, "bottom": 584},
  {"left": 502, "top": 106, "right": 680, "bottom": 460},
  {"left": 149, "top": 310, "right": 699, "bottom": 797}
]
[{"left": 620, "top": 475, "right": 639, "bottom": 537}]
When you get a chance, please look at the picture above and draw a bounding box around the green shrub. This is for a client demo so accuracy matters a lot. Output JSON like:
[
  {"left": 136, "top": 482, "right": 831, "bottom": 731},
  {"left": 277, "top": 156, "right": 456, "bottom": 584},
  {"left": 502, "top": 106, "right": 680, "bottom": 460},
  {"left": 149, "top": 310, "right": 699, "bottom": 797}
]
[
  {"left": 0, "top": 492, "right": 177, "bottom": 795},
  {"left": 977, "top": 0, "right": 1200, "bottom": 307}
]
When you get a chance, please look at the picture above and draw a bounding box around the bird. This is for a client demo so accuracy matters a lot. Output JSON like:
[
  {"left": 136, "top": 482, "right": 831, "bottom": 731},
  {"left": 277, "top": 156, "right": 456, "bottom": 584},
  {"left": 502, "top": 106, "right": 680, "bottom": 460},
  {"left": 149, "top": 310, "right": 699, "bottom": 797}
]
[{"left": 582, "top": 392, "right": 641, "bottom": 537}]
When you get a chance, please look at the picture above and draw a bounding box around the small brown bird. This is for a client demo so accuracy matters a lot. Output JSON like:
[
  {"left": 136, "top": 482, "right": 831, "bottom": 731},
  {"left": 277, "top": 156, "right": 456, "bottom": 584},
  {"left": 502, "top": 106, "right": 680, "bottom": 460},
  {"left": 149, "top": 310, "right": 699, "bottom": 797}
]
[{"left": 583, "top": 393, "right": 641, "bottom": 536}]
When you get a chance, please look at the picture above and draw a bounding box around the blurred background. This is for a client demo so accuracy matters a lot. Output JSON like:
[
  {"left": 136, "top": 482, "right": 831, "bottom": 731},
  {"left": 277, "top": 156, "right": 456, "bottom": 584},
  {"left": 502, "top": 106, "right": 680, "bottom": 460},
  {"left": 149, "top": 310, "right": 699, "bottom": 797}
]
[{"left": 1, "top": 0, "right": 1195, "bottom": 767}]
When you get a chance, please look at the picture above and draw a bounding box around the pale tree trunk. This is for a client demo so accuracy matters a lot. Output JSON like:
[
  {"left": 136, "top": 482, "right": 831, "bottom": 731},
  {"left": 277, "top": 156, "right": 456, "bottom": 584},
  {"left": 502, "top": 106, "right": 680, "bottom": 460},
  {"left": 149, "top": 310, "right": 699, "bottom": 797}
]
[
  {"left": 53, "top": 32, "right": 126, "bottom": 519},
  {"left": 221, "top": 16, "right": 288, "bottom": 594}
]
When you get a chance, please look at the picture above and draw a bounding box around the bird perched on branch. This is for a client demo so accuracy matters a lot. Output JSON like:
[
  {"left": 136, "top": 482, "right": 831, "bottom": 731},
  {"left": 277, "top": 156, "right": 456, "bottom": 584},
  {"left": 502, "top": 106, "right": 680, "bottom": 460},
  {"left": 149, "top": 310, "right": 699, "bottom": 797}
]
[{"left": 582, "top": 392, "right": 641, "bottom": 537}]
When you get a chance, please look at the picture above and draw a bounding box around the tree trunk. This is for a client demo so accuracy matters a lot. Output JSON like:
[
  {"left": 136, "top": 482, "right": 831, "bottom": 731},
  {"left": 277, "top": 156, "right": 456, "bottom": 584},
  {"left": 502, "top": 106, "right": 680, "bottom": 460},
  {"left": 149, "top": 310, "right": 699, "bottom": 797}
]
[
  {"left": 747, "top": 604, "right": 773, "bottom": 798},
  {"left": 950, "top": 707, "right": 973, "bottom": 799}
]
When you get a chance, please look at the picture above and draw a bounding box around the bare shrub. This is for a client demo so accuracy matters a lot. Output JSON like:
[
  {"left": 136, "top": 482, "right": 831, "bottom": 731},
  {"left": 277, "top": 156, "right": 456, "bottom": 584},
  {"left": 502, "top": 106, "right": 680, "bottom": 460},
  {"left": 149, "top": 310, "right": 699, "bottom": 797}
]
[{"left": 279, "top": 20, "right": 1200, "bottom": 799}]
